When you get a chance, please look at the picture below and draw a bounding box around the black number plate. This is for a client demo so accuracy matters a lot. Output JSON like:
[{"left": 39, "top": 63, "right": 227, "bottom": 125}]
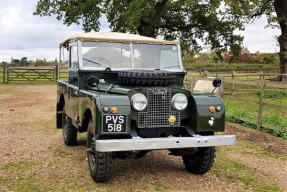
[{"left": 102, "top": 114, "right": 127, "bottom": 133}]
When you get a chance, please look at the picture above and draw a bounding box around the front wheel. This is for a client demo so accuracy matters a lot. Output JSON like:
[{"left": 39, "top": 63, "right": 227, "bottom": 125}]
[
  {"left": 182, "top": 147, "right": 216, "bottom": 175},
  {"left": 87, "top": 120, "right": 113, "bottom": 182}
]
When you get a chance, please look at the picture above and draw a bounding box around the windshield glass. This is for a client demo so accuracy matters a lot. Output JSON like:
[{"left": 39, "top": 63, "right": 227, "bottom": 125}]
[
  {"left": 81, "top": 42, "right": 180, "bottom": 70},
  {"left": 132, "top": 44, "right": 180, "bottom": 69},
  {"left": 82, "top": 42, "right": 132, "bottom": 68}
]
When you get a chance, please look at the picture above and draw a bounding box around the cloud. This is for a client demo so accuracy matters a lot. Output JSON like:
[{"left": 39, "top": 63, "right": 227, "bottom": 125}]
[
  {"left": 239, "top": 16, "right": 280, "bottom": 53},
  {"left": 0, "top": 0, "right": 109, "bottom": 62}
]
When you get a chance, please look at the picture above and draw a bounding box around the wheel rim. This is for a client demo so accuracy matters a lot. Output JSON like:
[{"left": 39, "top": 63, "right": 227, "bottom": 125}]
[
  {"left": 62, "top": 115, "right": 67, "bottom": 139},
  {"left": 88, "top": 133, "right": 96, "bottom": 170}
]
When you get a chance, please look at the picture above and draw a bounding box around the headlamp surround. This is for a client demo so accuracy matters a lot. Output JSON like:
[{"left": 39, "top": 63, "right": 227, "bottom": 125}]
[
  {"left": 172, "top": 93, "right": 188, "bottom": 111},
  {"left": 131, "top": 93, "right": 148, "bottom": 111}
]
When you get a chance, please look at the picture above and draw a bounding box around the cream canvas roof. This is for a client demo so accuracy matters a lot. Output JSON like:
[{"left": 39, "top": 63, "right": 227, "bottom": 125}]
[{"left": 60, "top": 32, "right": 179, "bottom": 45}]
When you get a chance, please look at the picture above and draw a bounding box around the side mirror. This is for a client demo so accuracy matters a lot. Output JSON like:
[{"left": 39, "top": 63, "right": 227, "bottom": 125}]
[
  {"left": 212, "top": 78, "right": 221, "bottom": 88},
  {"left": 87, "top": 76, "right": 99, "bottom": 87}
]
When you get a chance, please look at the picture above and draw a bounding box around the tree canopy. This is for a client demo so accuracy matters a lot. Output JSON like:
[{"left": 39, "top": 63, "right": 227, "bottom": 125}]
[
  {"left": 34, "top": 0, "right": 287, "bottom": 81},
  {"left": 34, "top": 0, "right": 248, "bottom": 55}
]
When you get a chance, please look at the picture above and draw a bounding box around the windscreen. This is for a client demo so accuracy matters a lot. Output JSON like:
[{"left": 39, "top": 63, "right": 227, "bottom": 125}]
[
  {"left": 132, "top": 44, "right": 180, "bottom": 69},
  {"left": 81, "top": 42, "right": 180, "bottom": 70},
  {"left": 82, "top": 42, "right": 132, "bottom": 68}
]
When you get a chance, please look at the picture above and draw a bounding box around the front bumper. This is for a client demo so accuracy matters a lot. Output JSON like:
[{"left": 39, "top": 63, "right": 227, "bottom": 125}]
[{"left": 96, "top": 135, "right": 236, "bottom": 152}]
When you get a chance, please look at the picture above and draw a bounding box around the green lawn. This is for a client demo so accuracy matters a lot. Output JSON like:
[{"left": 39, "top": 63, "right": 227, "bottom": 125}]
[{"left": 223, "top": 90, "right": 287, "bottom": 139}]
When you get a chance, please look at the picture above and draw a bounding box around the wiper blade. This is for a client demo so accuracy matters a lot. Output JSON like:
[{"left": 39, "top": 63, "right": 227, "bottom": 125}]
[{"left": 83, "top": 58, "right": 111, "bottom": 69}]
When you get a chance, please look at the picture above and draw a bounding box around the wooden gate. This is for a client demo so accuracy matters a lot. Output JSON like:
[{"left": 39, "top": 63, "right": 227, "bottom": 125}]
[{"left": 6, "top": 67, "right": 56, "bottom": 83}]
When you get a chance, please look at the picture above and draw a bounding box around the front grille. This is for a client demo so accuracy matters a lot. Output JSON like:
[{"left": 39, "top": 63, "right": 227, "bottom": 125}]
[{"left": 138, "top": 88, "right": 180, "bottom": 128}]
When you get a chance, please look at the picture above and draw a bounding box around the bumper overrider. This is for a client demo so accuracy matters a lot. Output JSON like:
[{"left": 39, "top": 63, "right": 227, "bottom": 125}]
[{"left": 96, "top": 135, "right": 236, "bottom": 152}]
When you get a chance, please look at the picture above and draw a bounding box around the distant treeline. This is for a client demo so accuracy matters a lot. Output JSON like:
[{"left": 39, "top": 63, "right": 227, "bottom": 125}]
[
  {"left": 183, "top": 51, "right": 279, "bottom": 65},
  {"left": 182, "top": 50, "right": 280, "bottom": 72},
  {"left": 1, "top": 57, "right": 59, "bottom": 67}
]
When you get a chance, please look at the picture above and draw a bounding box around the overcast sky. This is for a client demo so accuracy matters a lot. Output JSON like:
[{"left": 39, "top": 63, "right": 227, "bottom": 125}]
[{"left": 0, "top": 0, "right": 281, "bottom": 62}]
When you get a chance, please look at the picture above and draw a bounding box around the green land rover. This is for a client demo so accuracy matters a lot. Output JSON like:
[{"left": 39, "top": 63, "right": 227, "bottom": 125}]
[{"left": 56, "top": 32, "right": 236, "bottom": 182}]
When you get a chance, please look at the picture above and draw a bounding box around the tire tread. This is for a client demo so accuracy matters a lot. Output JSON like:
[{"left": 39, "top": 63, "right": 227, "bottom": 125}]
[{"left": 182, "top": 147, "right": 216, "bottom": 175}]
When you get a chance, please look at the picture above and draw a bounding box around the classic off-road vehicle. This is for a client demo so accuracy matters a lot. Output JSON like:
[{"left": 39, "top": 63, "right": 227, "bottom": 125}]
[{"left": 56, "top": 32, "right": 236, "bottom": 182}]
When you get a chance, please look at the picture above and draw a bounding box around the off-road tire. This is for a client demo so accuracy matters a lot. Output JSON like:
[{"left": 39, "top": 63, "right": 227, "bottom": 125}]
[
  {"left": 62, "top": 107, "right": 77, "bottom": 145},
  {"left": 182, "top": 147, "right": 216, "bottom": 175},
  {"left": 87, "top": 120, "right": 113, "bottom": 182},
  {"left": 118, "top": 70, "right": 177, "bottom": 86}
]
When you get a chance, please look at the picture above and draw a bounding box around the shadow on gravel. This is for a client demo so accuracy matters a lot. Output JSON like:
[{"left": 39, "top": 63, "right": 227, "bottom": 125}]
[
  {"left": 75, "top": 138, "right": 86, "bottom": 146},
  {"left": 112, "top": 151, "right": 186, "bottom": 180}
]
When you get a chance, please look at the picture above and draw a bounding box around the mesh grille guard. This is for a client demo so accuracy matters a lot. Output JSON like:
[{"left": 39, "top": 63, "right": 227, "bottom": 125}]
[{"left": 138, "top": 88, "right": 180, "bottom": 128}]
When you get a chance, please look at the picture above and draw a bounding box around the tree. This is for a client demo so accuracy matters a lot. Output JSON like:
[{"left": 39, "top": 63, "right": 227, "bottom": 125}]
[
  {"left": 253, "top": 53, "right": 279, "bottom": 64},
  {"left": 35, "top": 59, "right": 46, "bottom": 66},
  {"left": 238, "top": 47, "right": 253, "bottom": 63},
  {"left": 34, "top": 0, "right": 245, "bottom": 56},
  {"left": 222, "top": 47, "right": 253, "bottom": 63},
  {"left": 228, "top": 0, "right": 286, "bottom": 80},
  {"left": 20, "top": 57, "right": 29, "bottom": 66},
  {"left": 34, "top": 0, "right": 287, "bottom": 81}
]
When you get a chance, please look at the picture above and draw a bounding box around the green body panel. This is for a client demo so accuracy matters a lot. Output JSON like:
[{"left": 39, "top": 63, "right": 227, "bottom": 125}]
[
  {"left": 189, "top": 95, "right": 225, "bottom": 132},
  {"left": 100, "top": 94, "right": 130, "bottom": 106},
  {"left": 57, "top": 69, "right": 225, "bottom": 137}
]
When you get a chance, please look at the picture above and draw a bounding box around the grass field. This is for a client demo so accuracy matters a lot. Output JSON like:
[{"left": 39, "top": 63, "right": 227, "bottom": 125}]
[
  {"left": 185, "top": 71, "right": 287, "bottom": 139},
  {"left": 223, "top": 80, "right": 287, "bottom": 139}
]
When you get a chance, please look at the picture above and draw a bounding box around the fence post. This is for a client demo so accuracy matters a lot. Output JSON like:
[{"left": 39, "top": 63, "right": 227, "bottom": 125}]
[
  {"left": 260, "top": 71, "right": 264, "bottom": 81},
  {"left": 3, "top": 64, "right": 6, "bottom": 83},
  {"left": 257, "top": 80, "right": 265, "bottom": 130},
  {"left": 232, "top": 70, "right": 235, "bottom": 95},
  {"left": 190, "top": 76, "right": 194, "bottom": 91},
  {"left": 7, "top": 67, "right": 9, "bottom": 83},
  {"left": 219, "top": 77, "right": 224, "bottom": 98},
  {"left": 56, "top": 65, "right": 59, "bottom": 81},
  {"left": 53, "top": 67, "right": 56, "bottom": 83}
]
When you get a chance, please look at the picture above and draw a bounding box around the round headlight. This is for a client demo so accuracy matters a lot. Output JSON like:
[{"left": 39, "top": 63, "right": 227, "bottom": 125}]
[
  {"left": 131, "top": 93, "right": 147, "bottom": 111},
  {"left": 172, "top": 93, "right": 188, "bottom": 111}
]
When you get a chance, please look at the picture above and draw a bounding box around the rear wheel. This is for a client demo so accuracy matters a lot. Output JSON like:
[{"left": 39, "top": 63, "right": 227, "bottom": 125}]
[
  {"left": 182, "top": 147, "right": 216, "bottom": 175},
  {"left": 62, "top": 107, "right": 77, "bottom": 145},
  {"left": 87, "top": 120, "right": 113, "bottom": 182}
]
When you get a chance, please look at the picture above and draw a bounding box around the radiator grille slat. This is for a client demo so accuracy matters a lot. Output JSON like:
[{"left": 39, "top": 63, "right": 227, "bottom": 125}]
[{"left": 138, "top": 88, "right": 180, "bottom": 128}]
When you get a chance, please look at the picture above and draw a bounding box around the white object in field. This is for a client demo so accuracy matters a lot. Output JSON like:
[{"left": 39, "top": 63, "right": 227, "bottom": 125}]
[{"left": 193, "top": 80, "right": 218, "bottom": 93}]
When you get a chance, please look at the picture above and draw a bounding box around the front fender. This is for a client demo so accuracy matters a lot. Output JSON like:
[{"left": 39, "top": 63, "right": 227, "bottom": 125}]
[
  {"left": 189, "top": 94, "right": 225, "bottom": 133},
  {"left": 94, "top": 94, "right": 131, "bottom": 136}
]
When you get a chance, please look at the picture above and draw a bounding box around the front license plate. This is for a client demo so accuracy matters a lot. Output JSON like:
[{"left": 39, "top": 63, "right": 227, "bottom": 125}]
[{"left": 102, "top": 114, "right": 127, "bottom": 133}]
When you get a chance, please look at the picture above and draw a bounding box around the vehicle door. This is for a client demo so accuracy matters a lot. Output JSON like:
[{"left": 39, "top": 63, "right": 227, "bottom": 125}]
[{"left": 66, "top": 40, "right": 80, "bottom": 125}]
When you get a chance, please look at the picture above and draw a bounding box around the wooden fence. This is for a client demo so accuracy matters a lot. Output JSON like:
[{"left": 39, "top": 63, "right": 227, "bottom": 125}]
[
  {"left": 0, "top": 67, "right": 3, "bottom": 83},
  {"left": 1, "top": 65, "right": 68, "bottom": 83},
  {"left": 185, "top": 71, "right": 287, "bottom": 134},
  {"left": 6, "top": 67, "right": 56, "bottom": 83}
]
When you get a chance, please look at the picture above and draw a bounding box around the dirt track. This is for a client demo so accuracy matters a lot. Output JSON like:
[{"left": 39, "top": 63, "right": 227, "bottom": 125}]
[{"left": 0, "top": 84, "right": 286, "bottom": 192}]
